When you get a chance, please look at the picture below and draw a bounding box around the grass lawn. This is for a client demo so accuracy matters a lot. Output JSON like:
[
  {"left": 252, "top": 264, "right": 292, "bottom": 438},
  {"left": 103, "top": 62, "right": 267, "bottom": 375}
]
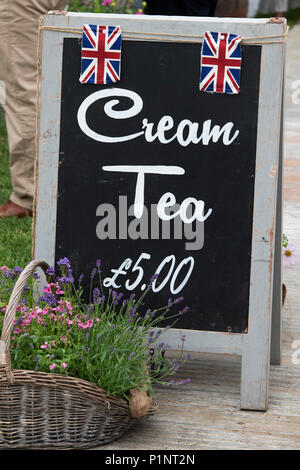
[
  {"left": 0, "top": 110, "right": 32, "bottom": 268},
  {"left": 285, "top": 7, "right": 300, "bottom": 28}
]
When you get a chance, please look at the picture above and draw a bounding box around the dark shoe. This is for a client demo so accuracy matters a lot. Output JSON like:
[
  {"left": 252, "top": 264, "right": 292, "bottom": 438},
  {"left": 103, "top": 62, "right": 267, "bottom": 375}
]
[{"left": 0, "top": 200, "right": 33, "bottom": 218}]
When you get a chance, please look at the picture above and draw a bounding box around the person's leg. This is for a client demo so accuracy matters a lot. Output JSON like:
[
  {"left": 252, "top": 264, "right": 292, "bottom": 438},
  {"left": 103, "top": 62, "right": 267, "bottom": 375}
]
[
  {"left": 145, "top": 0, "right": 218, "bottom": 16},
  {"left": 0, "top": 0, "right": 68, "bottom": 215},
  {"left": 145, "top": 0, "right": 186, "bottom": 15},
  {"left": 184, "top": 0, "right": 218, "bottom": 16},
  {"left": 208, "top": 0, "right": 218, "bottom": 16},
  {"left": 258, "top": 0, "right": 288, "bottom": 15},
  {"left": 274, "top": 0, "right": 289, "bottom": 16}
]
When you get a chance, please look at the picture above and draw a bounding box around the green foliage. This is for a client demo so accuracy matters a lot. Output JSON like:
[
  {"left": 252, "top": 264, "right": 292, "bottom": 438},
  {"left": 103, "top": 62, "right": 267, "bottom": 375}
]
[{"left": 0, "top": 260, "right": 190, "bottom": 399}]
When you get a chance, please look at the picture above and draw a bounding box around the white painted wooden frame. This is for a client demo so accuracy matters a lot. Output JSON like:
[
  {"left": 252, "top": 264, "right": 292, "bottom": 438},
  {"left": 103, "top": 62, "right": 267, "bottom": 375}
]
[{"left": 34, "top": 13, "right": 286, "bottom": 411}]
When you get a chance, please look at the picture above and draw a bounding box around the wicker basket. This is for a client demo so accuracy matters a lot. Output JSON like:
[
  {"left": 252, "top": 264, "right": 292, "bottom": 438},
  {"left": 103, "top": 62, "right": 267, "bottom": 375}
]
[{"left": 0, "top": 260, "right": 149, "bottom": 449}]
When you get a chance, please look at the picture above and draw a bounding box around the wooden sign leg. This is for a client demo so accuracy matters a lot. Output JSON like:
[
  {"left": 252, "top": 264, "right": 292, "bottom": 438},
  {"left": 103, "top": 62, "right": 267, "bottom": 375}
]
[
  {"left": 240, "top": 69, "right": 285, "bottom": 410},
  {"left": 240, "top": 128, "right": 282, "bottom": 410},
  {"left": 270, "top": 100, "right": 284, "bottom": 366},
  {"left": 240, "top": 169, "right": 281, "bottom": 410},
  {"left": 240, "top": 137, "right": 282, "bottom": 410},
  {"left": 240, "top": 301, "right": 272, "bottom": 411}
]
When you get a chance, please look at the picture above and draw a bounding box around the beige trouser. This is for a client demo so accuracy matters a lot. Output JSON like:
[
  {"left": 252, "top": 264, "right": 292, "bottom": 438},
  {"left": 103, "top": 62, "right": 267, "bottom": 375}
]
[
  {"left": 0, "top": 0, "right": 68, "bottom": 210},
  {"left": 258, "top": 0, "right": 288, "bottom": 13}
]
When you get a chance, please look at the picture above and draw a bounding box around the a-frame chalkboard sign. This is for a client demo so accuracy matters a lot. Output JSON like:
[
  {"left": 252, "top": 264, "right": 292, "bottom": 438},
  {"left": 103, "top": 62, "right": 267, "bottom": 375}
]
[{"left": 34, "top": 13, "right": 287, "bottom": 411}]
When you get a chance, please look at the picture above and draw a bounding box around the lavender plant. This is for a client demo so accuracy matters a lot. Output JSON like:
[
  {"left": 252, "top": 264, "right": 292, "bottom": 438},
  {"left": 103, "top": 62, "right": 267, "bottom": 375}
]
[{"left": 0, "top": 258, "right": 190, "bottom": 400}]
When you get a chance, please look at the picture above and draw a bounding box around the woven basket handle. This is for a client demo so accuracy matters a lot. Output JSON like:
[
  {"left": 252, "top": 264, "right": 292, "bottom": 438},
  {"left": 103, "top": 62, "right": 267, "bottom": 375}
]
[{"left": 0, "top": 260, "right": 49, "bottom": 382}]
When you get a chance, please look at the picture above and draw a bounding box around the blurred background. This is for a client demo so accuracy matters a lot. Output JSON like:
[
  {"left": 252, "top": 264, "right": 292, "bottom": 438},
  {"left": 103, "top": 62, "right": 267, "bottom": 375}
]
[{"left": 66, "top": 1, "right": 300, "bottom": 25}]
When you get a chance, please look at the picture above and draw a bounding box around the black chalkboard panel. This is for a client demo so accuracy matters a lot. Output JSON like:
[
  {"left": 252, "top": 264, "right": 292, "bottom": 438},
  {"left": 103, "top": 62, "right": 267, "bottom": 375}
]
[{"left": 56, "top": 38, "right": 261, "bottom": 333}]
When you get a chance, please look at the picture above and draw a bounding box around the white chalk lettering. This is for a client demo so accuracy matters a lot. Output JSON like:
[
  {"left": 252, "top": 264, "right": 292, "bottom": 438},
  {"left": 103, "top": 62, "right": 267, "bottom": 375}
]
[
  {"left": 77, "top": 88, "right": 240, "bottom": 147},
  {"left": 102, "top": 165, "right": 185, "bottom": 219}
]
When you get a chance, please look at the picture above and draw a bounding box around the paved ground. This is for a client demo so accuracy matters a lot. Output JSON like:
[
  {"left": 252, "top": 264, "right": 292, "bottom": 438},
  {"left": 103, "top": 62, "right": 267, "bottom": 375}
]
[{"left": 98, "top": 25, "right": 300, "bottom": 451}]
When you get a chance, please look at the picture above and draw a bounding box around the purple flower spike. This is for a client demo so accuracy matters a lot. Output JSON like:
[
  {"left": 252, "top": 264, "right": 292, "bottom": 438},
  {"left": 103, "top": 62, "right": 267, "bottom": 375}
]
[
  {"left": 13, "top": 267, "right": 23, "bottom": 274},
  {"left": 46, "top": 266, "right": 55, "bottom": 276},
  {"left": 96, "top": 259, "right": 101, "bottom": 268},
  {"left": 150, "top": 273, "right": 159, "bottom": 282},
  {"left": 90, "top": 268, "right": 97, "bottom": 279},
  {"left": 40, "top": 292, "right": 57, "bottom": 307},
  {"left": 180, "top": 378, "right": 191, "bottom": 385},
  {"left": 57, "top": 275, "right": 74, "bottom": 284},
  {"left": 93, "top": 287, "right": 101, "bottom": 303},
  {"left": 57, "top": 257, "right": 71, "bottom": 269},
  {"left": 129, "top": 308, "right": 135, "bottom": 318}
]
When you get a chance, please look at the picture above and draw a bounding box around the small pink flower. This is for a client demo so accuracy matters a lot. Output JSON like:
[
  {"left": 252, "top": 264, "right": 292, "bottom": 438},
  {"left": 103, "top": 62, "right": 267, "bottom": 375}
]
[
  {"left": 56, "top": 287, "right": 64, "bottom": 295},
  {"left": 66, "top": 318, "right": 73, "bottom": 326},
  {"left": 49, "top": 363, "right": 57, "bottom": 370},
  {"left": 0, "top": 266, "right": 8, "bottom": 272},
  {"left": 60, "top": 335, "right": 67, "bottom": 342},
  {"left": 40, "top": 342, "right": 49, "bottom": 349},
  {"left": 53, "top": 301, "right": 63, "bottom": 313},
  {"left": 283, "top": 243, "right": 300, "bottom": 267},
  {"left": 43, "top": 285, "right": 52, "bottom": 294},
  {"left": 62, "top": 362, "right": 68, "bottom": 369},
  {"left": 102, "top": 0, "right": 112, "bottom": 5}
]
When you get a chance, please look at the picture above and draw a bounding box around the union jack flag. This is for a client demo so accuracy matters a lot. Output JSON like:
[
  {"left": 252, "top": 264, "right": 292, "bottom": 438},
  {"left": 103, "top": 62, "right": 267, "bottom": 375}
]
[
  {"left": 79, "top": 24, "right": 122, "bottom": 85},
  {"left": 200, "top": 32, "right": 242, "bottom": 94}
]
